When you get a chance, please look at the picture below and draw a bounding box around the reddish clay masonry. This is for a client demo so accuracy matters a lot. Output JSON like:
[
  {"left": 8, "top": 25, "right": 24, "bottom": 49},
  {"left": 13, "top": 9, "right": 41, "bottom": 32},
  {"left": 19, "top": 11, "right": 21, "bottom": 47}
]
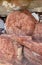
[
  {"left": 1, "top": 34, "right": 42, "bottom": 65},
  {"left": 0, "top": 35, "right": 15, "bottom": 62},
  {"left": 32, "top": 22, "right": 42, "bottom": 42},
  {"left": 0, "top": 10, "right": 42, "bottom": 65},
  {"left": 1, "top": 34, "right": 42, "bottom": 56},
  {"left": 6, "top": 10, "right": 37, "bottom": 36},
  {"left": 24, "top": 47, "right": 42, "bottom": 65}
]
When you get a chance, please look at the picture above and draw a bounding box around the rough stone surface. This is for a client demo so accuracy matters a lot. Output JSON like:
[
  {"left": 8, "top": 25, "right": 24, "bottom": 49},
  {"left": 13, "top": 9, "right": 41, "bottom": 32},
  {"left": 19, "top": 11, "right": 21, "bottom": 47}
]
[
  {"left": 24, "top": 47, "right": 42, "bottom": 65},
  {"left": 19, "top": 36, "right": 42, "bottom": 56},
  {"left": 2, "top": 34, "right": 42, "bottom": 56},
  {"left": 0, "top": 35, "right": 15, "bottom": 62},
  {"left": 0, "top": 34, "right": 23, "bottom": 61},
  {"left": 1, "top": 34, "right": 42, "bottom": 58},
  {"left": 6, "top": 10, "right": 37, "bottom": 36},
  {"left": 0, "top": 34, "right": 42, "bottom": 65},
  {"left": 32, "top": 22, "right": 42, "bottom": 42},
  {"left": 10, "top": 35, "right": 42, "bottom": 56}
]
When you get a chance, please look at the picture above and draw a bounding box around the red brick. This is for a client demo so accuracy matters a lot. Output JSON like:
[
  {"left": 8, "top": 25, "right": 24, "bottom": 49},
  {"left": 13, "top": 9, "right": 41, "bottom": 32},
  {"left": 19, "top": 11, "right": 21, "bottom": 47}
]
[
  {"left": 24, "top": 47, "right": 42, "bottom": 65},
  {"left": 1, "top": 34, "right": 23, "bottom": 61},
  {"left": 4, "top": 34, "right": 42, "bottom": 56},
  {"left": 21, "top": 37, "right": 42, "bottom": 56},
  {"left": 0, "top": 35, "right": 15, "bottom": 62},
  {"left": 6, "top": 10, "right": 37, "bottom": 36},
  {"left": 10, "top": 35, "right": 42, "bottom": 56},
  {"left": 32, "top": 23, "right": 42, "bottom": 42}
]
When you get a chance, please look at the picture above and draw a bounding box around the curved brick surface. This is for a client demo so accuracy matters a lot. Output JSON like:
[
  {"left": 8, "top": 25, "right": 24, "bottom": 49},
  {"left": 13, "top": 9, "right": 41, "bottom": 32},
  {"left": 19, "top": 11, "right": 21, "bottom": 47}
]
[{"left": 6, "top": 10, "right": 37, "bottom": 36}]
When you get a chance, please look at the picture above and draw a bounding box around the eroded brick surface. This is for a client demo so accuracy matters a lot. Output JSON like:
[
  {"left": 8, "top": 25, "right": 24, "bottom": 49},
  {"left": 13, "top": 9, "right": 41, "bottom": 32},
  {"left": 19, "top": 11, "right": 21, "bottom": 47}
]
[
  {"left": 24, "top": 47, "right": 42, "bottom": 65},
  {"left": 32, "top": 23, "right": 42, "bottom": 42},
  {"left": 0, "top": 35, "right": 15, "bottom": 62},
  {"left": 6, "top": 10, "right": 37, "bottom": 36}
]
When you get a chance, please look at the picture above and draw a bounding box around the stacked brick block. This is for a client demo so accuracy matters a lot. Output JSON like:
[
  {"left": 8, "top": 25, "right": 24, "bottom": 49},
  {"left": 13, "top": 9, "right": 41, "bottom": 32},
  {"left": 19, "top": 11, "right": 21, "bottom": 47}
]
[{"left": 0, "top": 10, "right": 42, "bottom": 65}]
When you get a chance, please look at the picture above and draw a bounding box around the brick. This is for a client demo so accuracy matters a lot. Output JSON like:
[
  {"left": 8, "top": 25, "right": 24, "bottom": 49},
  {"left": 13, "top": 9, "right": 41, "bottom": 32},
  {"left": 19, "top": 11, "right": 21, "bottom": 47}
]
[
  {"left": 5, "top": 10, "right": 37, "bottom": 36},
  {"left": 24, "top": 47, "right": 42, "bottom": 65},
  {"left": 0, "top": 34, "right": 23, "bottom": 61},
  {"left": 0, "top": 35, "right": 15, "bottom": 62},
  {"left": 32, "top": 22, "right": 42, "bottom": 42}
]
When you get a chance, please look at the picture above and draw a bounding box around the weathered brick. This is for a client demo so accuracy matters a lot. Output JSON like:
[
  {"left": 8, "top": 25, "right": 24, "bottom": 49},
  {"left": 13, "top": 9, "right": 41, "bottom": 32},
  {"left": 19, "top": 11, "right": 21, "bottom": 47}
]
[
  {"left": 24, "top": 47, "right": 42, "bottom": 65},
  {"left": 0, "top": 35, "right": 15, "bottom": 62},
  {"left": 32, "top": 22, "right": 42, "bottom": 42},
  {"left": 5, "top": 10, "right": 37, "bottom": 36}
]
